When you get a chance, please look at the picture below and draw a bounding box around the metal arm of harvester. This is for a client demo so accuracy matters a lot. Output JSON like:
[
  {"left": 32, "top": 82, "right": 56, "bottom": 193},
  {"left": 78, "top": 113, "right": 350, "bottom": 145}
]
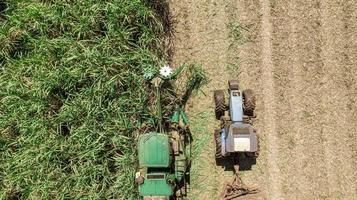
[
  {"left": 151, "top": 74, "right": 190, "bottom": 133},
  {"left": 149, "top": 64, "right": 205, "bottom": 132},
  {"left": 151, "top": 77, "right": 164, "bottom": 133}
]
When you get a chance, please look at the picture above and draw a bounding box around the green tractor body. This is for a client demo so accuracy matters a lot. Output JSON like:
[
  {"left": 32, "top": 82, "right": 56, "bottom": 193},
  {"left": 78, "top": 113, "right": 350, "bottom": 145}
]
[
  {"left": 139, "top": 133, "right": 171, "bottom": 168},
  {"left": 136, "top": 132, "right": 190, "bottom": 199},
  {"left": 138, "top": 133, "right": 173, "bottom": 197}
]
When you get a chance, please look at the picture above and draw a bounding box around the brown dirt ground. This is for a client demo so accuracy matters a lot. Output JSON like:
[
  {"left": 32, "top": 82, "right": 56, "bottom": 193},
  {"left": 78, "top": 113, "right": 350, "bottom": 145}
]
[{"left": 168, "top": 0, "right": 357, "bottom": 199}]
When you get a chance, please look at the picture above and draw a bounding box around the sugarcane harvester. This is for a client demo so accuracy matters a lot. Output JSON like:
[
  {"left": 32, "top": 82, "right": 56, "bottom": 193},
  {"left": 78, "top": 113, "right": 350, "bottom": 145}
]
[
  {"left": 214, "top": 80, "right": 259, "bottom": 160},
  {"left": 135, "top": 65, "right": 204, "bottom": 200}
]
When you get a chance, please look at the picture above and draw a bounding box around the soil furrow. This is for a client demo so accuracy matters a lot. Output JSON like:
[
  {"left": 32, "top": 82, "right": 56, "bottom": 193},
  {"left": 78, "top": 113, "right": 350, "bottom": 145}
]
[
  {"left": 320, "top": 0, "right": 356, "bottom": 198},
  {"left": 270, "top": 1, "right": 307, "bottom": 198},
  {"left": 259, "top": 0, "right": 282, "bottom": 199},
  {"left": 341, "top": 0, "right": 357, "bottom": 197},
  {"left": 285, "top": 1, "right": 307, "bottom": 198},
  {"left": 291, "top": 1, "right": 329, "bottom": 198}
]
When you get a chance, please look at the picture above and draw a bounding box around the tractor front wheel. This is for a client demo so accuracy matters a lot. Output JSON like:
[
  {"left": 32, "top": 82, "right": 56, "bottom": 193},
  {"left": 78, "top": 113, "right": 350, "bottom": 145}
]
[
  {"left": 243, "top": 89, "right": 256, "bottom": 117},
  {"left": 214, "top": 90, "right": 225, "bottom": 120}
]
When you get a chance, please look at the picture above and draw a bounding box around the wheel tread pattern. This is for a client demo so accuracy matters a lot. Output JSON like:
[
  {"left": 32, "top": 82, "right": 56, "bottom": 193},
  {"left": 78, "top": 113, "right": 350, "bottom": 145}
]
[
  {"left": 243, "top": 89, "right": 256, "bottom": 116},
  {"left": 214, "top": 129, "right": 222, "bottom": 158},
  {"left": 214, "top": 90, "right": 225, "bottom": 120}
]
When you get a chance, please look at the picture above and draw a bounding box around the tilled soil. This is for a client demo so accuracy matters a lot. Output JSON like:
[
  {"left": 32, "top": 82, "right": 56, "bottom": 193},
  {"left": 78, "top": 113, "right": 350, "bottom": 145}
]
[{"left": 168, "top": 0, "right": 357, "bottom": 199}]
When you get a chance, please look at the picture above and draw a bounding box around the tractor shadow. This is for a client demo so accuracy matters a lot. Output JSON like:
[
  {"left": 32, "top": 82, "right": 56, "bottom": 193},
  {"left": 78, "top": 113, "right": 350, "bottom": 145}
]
[{"left": 215, "top": 153, "right": 257, "bottom": 172}]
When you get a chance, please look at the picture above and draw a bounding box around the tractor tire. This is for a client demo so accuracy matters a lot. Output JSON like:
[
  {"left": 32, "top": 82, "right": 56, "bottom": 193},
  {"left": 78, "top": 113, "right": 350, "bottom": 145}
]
[
  {"left": 243, "top": 89, "right": 256, "bottom": 116},
  {"left": 214, "top": 129, "right": 223, "bottom": 159},
  {"left": 214, "top": 90, "right": 225, "bottom": 120}
]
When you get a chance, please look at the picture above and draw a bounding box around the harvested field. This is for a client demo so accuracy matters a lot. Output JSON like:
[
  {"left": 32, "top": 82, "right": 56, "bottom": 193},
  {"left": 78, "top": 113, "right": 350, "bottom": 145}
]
[{"left": 169, "top": 0, "right": 357, "bottom": 199}]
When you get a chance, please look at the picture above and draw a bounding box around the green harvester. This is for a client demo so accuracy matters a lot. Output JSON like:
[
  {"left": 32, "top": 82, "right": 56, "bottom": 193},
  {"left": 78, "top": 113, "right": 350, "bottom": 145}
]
[{"left": 135, "top": 67, "right": 194, "bottom": 200}]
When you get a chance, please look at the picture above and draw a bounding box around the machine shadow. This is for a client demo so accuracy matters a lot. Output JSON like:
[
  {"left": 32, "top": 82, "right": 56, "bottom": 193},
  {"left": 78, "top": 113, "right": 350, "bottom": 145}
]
[{"left": 215, "top": 154, "right": 257, "bottom": 172}]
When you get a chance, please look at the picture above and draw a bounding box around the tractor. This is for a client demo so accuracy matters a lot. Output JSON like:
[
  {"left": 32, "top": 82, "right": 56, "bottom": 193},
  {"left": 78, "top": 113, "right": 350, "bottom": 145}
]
[{"left": 213, "top": 80, "right": 259, "bottom": 160}]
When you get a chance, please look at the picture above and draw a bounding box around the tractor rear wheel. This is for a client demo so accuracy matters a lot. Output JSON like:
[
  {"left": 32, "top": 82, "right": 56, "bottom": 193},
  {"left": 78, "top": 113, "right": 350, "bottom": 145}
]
[
  {"left": 214, "top": 90, "right": 225, "bottom": 120},
  {"left": 214, "top": 129, "right": 222, "bottom": 158},
  {"left": 243, "top": 89, "right": 256, "bottom": 116}
]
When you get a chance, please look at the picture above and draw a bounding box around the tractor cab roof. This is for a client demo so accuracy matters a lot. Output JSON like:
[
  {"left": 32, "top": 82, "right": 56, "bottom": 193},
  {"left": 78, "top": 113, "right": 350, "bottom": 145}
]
[{"left": 138, "top": 132, "right": 171, "bottom": 168}]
